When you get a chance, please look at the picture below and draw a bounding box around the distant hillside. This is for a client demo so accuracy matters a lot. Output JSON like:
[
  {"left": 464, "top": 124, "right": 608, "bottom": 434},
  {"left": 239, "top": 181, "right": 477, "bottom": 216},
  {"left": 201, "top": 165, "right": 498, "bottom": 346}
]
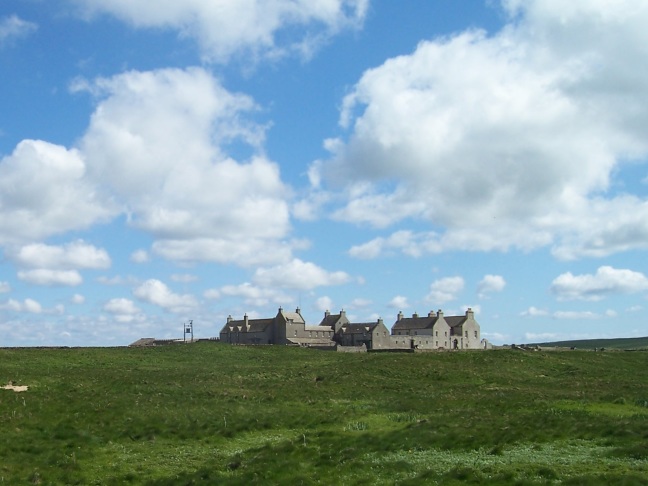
[{"left": 529, "top": 336, "right": 648, "bottom": 350}]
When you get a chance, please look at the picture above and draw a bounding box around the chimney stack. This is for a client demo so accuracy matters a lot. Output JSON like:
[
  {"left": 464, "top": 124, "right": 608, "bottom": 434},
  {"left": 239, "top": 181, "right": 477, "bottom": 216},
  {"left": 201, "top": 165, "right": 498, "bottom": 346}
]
[{"left": 397, "top": 311, "right": 403, "bottom": 321}]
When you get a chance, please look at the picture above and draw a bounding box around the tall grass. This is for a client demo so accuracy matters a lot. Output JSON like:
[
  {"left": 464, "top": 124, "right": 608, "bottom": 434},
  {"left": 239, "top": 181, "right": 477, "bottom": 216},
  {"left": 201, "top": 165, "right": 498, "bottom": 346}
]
[{"left": 0, "top": 344, "right": 647, "bottom": 484}]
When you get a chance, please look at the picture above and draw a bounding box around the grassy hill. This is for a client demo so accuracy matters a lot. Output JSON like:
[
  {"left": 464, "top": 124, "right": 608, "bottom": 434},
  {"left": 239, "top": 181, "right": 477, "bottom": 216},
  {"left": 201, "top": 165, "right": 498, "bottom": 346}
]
[
  {"left": 530, "top": 336, "right": 648, "bottom": 350},
  {"left": 1, "top": 344, "right": 647, "bottom": 484}
]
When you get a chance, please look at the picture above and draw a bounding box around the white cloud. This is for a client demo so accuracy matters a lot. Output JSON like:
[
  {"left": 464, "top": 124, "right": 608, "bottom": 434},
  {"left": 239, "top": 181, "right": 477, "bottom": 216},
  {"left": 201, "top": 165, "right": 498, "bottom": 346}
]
[
  {"left": 17, "top": 269, "right": 83, "bottom": 286},
  {"left": 133, "top": 279, "right": 197, "bottom": 313},
  {"left": 551, "top": 266, "right": 648, "bottom": 301},
  {"left": 104, "top": 298, "right": 139, "bottom": 315},
  {"left": 130, "top": 249, "right": 150, "bottom": 263},
  {"left": 0, "top": 15, "right": 37, "bottom": 45},
  {"left": 388, "top": 295, "right": 409, "bottom": 309},
  {"left": 205, "top": 282, "right": 291, "bottom": 307},
  {"left": 0, "top": 298, "right": 42, "bottom": 313},
  {"left": 426, "top": 276, "right": 464, "bottom": 305},
  {"left": 10, "top": 240, "right": 111, "bottom": 270},
  {"left": 72, "top": 0, "right": 368, "bottom": 63},
  {"left": 253, "top": 258, "right": 350, "bottom": 290},
  {"left": 314, "top": 296, "right": 334, "bottom": 312},
  {"left": 314, "top": 0, "right": 648, "bottom": 259},
  {"left": 0, "top": 281, "right": 10, "bottom": 293},
  {"left": 477, "top": 275, "right": 506, "bottom": 299},
  {"left": 78, "top": 67, "right": 292, "bottom": 267},
  {"left": 103, "top": 298, "right": 142, "bottom": 321},
  {"left": 152, "top": 238, "right": 293, "bottom": 267},
  {"left": 0, "top": 140, "right": 116, "bottom": 244},
  {"left": 71, "top": 294, "right": 85, "bottom": 304},
  {"left": 520, "top": 306, "right": 549, "bottom": 317},
  {"left": 552, "top": 310, "right": 602, "bottom": 320}
]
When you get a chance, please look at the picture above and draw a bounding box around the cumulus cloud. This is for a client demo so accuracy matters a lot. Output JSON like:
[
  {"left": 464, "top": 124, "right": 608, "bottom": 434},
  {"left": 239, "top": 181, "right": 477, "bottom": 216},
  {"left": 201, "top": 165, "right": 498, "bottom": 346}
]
[
  {"left": 551, "top": 266, "right": 648, "bottom": 301},
  {"left": 426, "top": 276, "right": 464, "bottom": 305},
  {"left": 204, "top": 282, "right": 291, "bottom": 307},
  {"left": 130, "top": 249, "right": 150, "bottom": 263},
  {"left": 133, "top": 279, "right": 197, "bottom": 313},
  {"left": 71, "top": 0, "right": 368, "bottom": 62},
  {"left": 0, "top": 281, "right": 10, "bottom": 293},
  {"left": 0, "top": 298, "right": 42, "bottom": 313},
  {"left": 103, "top": 298, "right": 142, "bottom": 322},
  {"left": 0, "top": 15, "right": 37, "bottom": 46},
  {"left": 17, "top": 269, "right": 83, "bottom": 286},
  {"left": 0, "top": 140, "right": 116, "bottom": 244},
  {"left": 388, "top": 295, "right": 409, "bottom": 309},
  {"left": 77, "top": 67, "right": 293, "bottom": 266},
  {"left": 253, "top": 258, "right": 350, "bottom": 290},
  {"left": 520, "top": 306, "right": 549, "bottom": 317},
  {"left": 314, "top": 295, "right": 334, "bottom": 312},
  {"left": 477, "top": 275, "right": 506, "bottom": 299},
  {"left": 9, "top": 240, "right": 111, "bottom": 270},
  {"left": 314, "top": 0, "right": 648, "bottom": 259},
  {"left": 71, "top": 294, "right": 85, "bottom": 304}
]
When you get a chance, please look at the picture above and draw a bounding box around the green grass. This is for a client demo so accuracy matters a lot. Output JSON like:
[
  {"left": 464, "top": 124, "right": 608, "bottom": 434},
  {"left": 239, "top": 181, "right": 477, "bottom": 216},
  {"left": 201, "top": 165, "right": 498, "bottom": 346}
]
[
  {"left": 530, "top": 335, "right": 648, "bottom": 350},
  {"left": 0, "top": 344, "right": 647, "bottom": 484}
]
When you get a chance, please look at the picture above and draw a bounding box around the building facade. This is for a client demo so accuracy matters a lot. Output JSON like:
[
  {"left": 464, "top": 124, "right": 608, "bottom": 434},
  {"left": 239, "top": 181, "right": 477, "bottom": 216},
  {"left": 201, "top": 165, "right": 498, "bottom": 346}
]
[{"left": 218, "top": 307, "right": 482, "bottom": 351}]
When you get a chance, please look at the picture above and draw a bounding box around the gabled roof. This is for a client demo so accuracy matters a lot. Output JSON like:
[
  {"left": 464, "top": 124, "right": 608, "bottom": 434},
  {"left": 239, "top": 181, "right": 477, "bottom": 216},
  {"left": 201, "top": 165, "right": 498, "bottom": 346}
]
[
  {"left": 224, "top": 318, "right": 274, "bottom": 333},
  {"left": 338, "top": 322, "right": 379, "bottom": 334},
  {"left": 279, "top": 310, "right": 305, "bottom": 324},
  {"left": 392, "top": 315, "right": 437, "bottom": 331},
  {"left": 318, "top": 313, "right": 342, "bottom": 328},
  {"left": 444, "top": 316, "right": 467, "bottom": 329}
]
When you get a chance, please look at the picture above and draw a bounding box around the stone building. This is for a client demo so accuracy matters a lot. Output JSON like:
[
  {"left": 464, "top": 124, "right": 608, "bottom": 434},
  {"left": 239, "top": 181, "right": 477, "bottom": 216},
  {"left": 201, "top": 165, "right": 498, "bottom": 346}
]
[
  {"left": 218, "top": 306, "right": 482, "bottom": 351},
  {"left": 219, "top": 307, "right": 335, "bottom": 347},
  {"left": 390, "top": 308, "right": 481, "bottom": 350}
]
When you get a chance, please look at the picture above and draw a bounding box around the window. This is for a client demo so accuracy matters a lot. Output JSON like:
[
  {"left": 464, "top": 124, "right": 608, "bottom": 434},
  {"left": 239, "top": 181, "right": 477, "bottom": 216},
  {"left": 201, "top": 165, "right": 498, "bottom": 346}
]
[
  {"left": 435, "top": 331, "right": 438, "bottom": 337},
  {"left": 414, "top": 331, "right": 417, "bottom": 335},
  {"left": 474, "top": 331, "right": 478, "bottom": 338},
  {"left": 465, "top": 331, "right": 468, "bottom": 338},
  {"left": 436, "top": 341, "right": 438, "bottom": 346},
  {"left": 445, "top": 331, "right": 447, "bottom": 337}
]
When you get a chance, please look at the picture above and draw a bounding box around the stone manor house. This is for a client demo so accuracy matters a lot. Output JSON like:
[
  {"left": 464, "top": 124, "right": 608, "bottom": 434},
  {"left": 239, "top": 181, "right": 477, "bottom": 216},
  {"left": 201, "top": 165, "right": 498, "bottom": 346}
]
[{"left": 219, "top": 307, "right": 485, "bottom": 351}]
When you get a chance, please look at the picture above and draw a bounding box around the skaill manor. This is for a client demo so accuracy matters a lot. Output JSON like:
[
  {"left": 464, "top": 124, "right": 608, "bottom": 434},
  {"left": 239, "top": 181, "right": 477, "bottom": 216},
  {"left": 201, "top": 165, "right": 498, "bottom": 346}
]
[{"left": 218, "top": 307, "right": 489, "bottom": 351}]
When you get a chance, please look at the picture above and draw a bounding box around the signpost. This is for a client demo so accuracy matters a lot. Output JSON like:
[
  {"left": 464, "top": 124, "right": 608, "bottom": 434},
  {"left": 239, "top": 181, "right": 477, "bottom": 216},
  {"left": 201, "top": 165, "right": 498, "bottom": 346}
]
[{"left": 184, "top": 320, "right": 194, "bottom": 343}]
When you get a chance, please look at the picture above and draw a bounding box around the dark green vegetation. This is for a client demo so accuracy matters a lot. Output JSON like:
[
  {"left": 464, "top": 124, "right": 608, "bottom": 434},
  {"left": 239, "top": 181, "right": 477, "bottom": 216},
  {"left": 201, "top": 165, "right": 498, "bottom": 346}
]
[
  {"left": 531, "top": 336, "right": 648, "bottom": 351},
  {"left": 1, "top": 345, "right": 647, "bottom": 485}
]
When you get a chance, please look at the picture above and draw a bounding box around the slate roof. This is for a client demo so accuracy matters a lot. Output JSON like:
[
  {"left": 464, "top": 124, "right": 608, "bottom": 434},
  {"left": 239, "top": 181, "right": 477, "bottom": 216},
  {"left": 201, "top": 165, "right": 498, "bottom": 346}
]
[
  {"left": 280, "top": 310, "right": 305, "bottom": 324},
  {"left": 391, "top": 315, "right": 438, "bottom": 331},
  {"left": 339, "top": 322, "right": 379, "bottom": 334},
  {"left": 444, "top": 316, "right": 467, "bottom": 329},
  {"left": 305, "top": 325, "right": 334, "bottom": 332},
  {"left": 224, "top": 318, "right": 274, "bottom": 333},
  {"left": 318, "top": 313, "right": 342, "bottom": 328}
]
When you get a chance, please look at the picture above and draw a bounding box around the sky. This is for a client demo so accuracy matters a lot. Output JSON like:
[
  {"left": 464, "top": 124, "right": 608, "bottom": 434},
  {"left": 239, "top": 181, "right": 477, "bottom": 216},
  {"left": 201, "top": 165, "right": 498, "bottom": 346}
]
[{"left": 1, "top": 0, "right": 648, "bottom": 347}]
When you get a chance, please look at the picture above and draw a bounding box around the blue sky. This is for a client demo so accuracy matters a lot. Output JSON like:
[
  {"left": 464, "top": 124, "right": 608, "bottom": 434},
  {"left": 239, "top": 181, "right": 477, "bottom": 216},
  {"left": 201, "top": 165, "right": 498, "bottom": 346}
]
[{"left": 1, "top": 0, "right": 648, "bottom": 346}]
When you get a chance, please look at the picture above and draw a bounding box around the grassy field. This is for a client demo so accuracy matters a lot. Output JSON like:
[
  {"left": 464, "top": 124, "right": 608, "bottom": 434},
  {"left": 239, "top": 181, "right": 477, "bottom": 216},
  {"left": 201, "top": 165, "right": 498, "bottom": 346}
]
[
  {"left": 530, "top": 336, "right": 648, "bottom": 351},
  {"left": 0, "top": 344, "right": 647, "bottom": 485}
]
